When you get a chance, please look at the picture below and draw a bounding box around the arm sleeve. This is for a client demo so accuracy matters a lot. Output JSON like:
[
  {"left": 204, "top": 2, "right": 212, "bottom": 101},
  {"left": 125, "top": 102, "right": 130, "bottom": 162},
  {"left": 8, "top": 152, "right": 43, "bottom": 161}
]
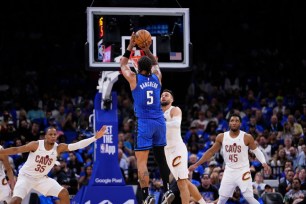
[
  {"left": 166, "top": 116, "right": 181, "bottom": 128},
  {"left": 251, "top": 147, "right": 267, "bottom": 164},
  {"left": 68, "top": 137, "right": 97, "bottom": 151}
]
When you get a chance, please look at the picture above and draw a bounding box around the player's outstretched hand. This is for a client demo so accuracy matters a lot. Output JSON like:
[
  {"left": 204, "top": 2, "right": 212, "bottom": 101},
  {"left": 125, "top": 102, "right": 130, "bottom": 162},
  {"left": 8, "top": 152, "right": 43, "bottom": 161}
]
[
  {"left": 188, "top": 164, "right": 198, "bottom": 172},
  {"left": 262, "top": 163, "right": 271, "bottom": 173},
  {"left": 95, "top": 125, "right": 107, "bottom": 139}
]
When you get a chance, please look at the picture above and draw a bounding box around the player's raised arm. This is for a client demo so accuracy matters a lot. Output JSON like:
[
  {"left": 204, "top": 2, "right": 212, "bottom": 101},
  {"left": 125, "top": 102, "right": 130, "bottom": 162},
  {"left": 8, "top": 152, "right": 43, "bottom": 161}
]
[
  {"left": 140, "top": 40, "right": 161, "bottom": 83},
  {"left": 146, "top": 51, "right": 161, "bottom": 83},
  {"left": 0, "top": 141, "right": 38, "bottom": 155},
  {"left": 120, "top": 32, "right": 137, "bottom": 83},
  {"left": 142, "top": 43, "right": 157, "bottom": 66},
  {"left": 57, "top": 125, "right": 107, "bottom": 154},
  {"left": 188, "top": 133, "right": 223, "bottom": 172}
]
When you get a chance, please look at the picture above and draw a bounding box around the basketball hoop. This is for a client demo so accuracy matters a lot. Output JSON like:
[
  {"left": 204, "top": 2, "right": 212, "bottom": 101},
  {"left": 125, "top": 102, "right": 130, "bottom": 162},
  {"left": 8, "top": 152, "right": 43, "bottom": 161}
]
[
  {"left": 131, "top": 56, "right": 141, "bottom": 70},
  {"left": 130, "top": 52, "right": 158, "bottom": 71},
  {"left": 130, "top": 49, "right": 144, "bottom": 70}
]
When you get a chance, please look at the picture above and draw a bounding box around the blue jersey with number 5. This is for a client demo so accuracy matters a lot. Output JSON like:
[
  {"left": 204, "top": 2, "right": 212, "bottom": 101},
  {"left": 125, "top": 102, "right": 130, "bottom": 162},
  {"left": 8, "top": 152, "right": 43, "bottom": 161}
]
[{"left": 132, "top": 74, "right": 163, "bottom": 118}]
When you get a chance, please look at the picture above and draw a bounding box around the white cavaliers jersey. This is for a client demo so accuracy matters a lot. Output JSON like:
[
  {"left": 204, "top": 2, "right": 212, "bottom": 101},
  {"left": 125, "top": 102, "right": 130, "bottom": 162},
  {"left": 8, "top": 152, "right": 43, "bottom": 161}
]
[
  {"left": 19, "top": 140, "right": 58, "bottom": 178},
  {"left": 164, "top": 106, "right": 184, "bottom": 147},
  {"left": 222, "top": 130, "right": 249, "bottom": 169},
  {"left": 0, "top": 145, "right": 5, "bottom": 178}
]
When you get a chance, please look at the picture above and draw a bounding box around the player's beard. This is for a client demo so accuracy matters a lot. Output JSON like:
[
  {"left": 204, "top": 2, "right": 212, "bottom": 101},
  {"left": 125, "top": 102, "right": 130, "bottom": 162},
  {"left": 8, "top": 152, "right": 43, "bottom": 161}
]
[
  {"left": 161, "top": 101, "right": 170, "bottom": 106},
  {"left": 230, "top": 127, "right": 239, "bottom": 132}
]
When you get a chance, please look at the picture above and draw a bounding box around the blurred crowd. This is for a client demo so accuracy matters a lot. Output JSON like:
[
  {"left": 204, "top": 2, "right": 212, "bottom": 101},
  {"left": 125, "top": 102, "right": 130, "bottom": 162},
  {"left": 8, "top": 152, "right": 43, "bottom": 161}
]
[
  {"left": 1, "top": 1, "right": 306, "bottom": 203},
  {"left": 1, "top": 65, "right": 306, "bottom": 203}
]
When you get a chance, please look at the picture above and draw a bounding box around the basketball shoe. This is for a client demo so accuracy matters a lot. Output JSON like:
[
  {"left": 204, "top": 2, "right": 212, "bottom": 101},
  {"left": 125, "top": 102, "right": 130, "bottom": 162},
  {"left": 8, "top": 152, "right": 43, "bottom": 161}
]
[
  {"left": 144, "top": 195, "right": 155, "bottom": 204},
  {"left": 161, "top": 190, "right": 175, "bottom": 204}
]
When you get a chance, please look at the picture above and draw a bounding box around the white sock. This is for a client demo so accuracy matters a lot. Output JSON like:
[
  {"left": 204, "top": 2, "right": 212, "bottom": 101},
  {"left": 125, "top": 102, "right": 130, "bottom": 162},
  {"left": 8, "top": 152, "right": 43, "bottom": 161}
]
[{"left": 197, "top": 198, "right": 206, "bottom": 204}]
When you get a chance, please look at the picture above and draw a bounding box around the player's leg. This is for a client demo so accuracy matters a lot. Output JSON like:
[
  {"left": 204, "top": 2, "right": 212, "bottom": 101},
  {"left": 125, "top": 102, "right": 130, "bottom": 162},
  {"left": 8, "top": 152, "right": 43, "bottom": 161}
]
[
  {"left": 134, "top": 118, "right": 155, "bottom": 203},
  {"left": 153, "top": 146, "right": 171, "bottom": 192},
  {"left": 57, "top": 188, "right": 70, "bottom": 204},
  {"left": 240, "top": 185, "right": 259, "bottom": 204},
  {"left": 217, "top": 195, "right": 230, "bottom": 204},
  {"left": 217, "top": 169, "right": 236, "bottom": 204},
  {"left": 34, "top": 176, "right": 69, "bottom": 204},
  {"left": 135, "top": 150, "right": 153, "bottom": 204},
  {"left": 0, "top": 176, "right": 12, "bottom": 204},
  {"left": 172, "top": 142, "right": 205, "bottom": 204},
  {"left": 187, "top": 181, "right": 206, "bottom": 204},
  {"left": 242, "top": 194, "right": 260, "bottom": 204},
  {"left": 10, "top": 175, "right": 33, "bottom": 204},
  {"left": 152, "top": 117, "right": 168, "bottom": 192},
  {"left": 155, "top": 145, "right": 175, "bottom": 204},
  {"left": 135, "top": 150, "right": 150, "bottom": 189},
  {"left": 152, "top": 117, "right": 174, "bottom": 203},
  {"left": 8, "top": 197, "right": 22, "bottom": 204},
  {"left": 163, "top": 143, "right": 188, "bottom": 204},
  {"left": 238, "top": 171, "right": 260, "bottom": 204},
  {"left": 176, "top": 179, "right": 190, "bottom": 204}
]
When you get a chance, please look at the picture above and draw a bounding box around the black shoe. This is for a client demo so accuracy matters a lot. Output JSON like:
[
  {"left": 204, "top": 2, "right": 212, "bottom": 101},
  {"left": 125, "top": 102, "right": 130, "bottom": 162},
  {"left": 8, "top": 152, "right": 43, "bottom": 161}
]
[
  {"left": 161, "top": 190, "right": 175, "bottom": 204},
  {"left": 144, "top": 195, "right": 155, "bottom": 204}
]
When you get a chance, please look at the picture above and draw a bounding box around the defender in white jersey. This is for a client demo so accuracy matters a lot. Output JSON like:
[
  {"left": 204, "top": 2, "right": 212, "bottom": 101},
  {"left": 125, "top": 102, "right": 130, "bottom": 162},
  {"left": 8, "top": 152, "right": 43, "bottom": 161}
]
[
  {"left": 189, "top": 113, "right": 270, "bottom": 204},
  {"left": 161, "top": 89, "right": 206, "bottom": 204},
  {"left": 0, "top": 145, "right": 16, "bottom": 203},
  {"left": 0, "top": 125, "right": 107, "bottom": 204}
]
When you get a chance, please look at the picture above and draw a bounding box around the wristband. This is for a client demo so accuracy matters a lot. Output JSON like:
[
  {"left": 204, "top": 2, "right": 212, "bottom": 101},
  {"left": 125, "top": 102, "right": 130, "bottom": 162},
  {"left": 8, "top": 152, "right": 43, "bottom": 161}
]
[{"left": 123, "top": 50, "right": 131, "bottom": 58}]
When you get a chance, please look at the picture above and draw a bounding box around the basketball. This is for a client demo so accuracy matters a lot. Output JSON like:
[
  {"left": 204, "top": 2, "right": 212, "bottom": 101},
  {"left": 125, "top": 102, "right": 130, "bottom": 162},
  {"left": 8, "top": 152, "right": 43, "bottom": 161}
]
[{"left": 134, "top": 29, "right": 152, "bottom": 48}]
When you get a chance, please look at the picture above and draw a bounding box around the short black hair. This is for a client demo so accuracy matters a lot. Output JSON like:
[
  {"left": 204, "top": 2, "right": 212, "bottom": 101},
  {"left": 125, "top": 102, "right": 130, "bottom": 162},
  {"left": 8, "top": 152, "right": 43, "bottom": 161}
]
[
  {"left": 138, "top": 56, "right": 152, "bottom": 74},
  {"left": 201, "top": 173, "right": 210, "bottom": 178},
  {"left": 162, "top": 89, "right": 174, "bottom": 100},
  {"left": 46, "top": 126, "right": 56, "bottom": 132},
  {"left": 228, "top": 113, "right": 242, "bottom": 122},
  {"left": 265, "top": 184, "right": 272, "bottom": 189}
]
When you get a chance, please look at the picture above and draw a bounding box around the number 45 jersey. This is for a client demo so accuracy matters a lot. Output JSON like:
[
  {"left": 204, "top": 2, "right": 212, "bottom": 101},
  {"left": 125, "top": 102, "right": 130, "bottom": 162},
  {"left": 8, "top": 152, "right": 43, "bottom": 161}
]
[
  {"left": 222, "top": 130, "right": 250, "bottom": 169},
  {"left": 19, "top": 140, "right": 58, "bottom": 178},
  {"left": 132, "top": 74, "right": 164, "bottom": 119}
]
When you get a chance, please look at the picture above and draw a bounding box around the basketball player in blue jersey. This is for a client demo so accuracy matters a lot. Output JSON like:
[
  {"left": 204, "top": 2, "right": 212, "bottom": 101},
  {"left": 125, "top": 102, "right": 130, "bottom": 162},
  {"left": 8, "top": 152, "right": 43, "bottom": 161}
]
[{"left": 120, "top": 32, "right": 174, "bottom": 204}]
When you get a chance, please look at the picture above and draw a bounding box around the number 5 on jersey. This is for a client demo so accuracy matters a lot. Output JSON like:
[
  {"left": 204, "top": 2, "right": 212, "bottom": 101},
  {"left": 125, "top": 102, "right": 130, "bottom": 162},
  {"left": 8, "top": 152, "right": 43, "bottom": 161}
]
[{"left": 146, "top": 90, "right": 153, "bottom": 105}]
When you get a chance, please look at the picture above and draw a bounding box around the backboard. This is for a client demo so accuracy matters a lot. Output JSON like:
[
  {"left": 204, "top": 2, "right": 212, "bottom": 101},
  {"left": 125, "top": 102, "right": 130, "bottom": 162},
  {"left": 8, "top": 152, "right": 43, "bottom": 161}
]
[{"left": 86, "top": 7, "right": 192, "bottom": 71}]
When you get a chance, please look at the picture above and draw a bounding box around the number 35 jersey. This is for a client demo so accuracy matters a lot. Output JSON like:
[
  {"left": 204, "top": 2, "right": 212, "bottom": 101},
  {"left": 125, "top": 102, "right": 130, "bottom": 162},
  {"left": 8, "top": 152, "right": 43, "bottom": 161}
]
[
  {"left": 19, "top": 140, "right": 58, "bottom": 178},
  {"left": 132, "top": 74, "right": 163, "bottom": 119},
  {"left": 222, "top": 130, "right": 249, "bottom": 169}
]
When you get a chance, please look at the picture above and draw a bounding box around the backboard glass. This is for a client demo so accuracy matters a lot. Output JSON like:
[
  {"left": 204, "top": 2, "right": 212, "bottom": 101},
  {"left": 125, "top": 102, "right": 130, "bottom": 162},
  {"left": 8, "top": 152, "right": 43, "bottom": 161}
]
[
  {"left": 113, "top": 36, "right": 157, "bottom": 64},
  {"left": 86, "top": 7, "right": 192, "bottom": 71}
]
